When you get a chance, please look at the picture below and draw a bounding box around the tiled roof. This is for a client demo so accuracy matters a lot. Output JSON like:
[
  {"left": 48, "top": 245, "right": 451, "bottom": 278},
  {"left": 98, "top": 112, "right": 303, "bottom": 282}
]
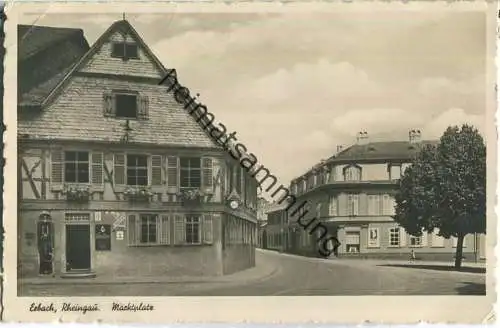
[
  {"left": 18, "top": 25, "right": 84, "bottom": 61},
  {"left": 329, "top": 140, "right": 439, "bottom": 162},
  {"left": 18, "top": 24, "right": 90, "bottom": 107},
  {"left": 291, "top": 140, "right": 439, "bottom": 183},
  {"left": 18, "top": 66, "right": 74, "bottom": 107}
]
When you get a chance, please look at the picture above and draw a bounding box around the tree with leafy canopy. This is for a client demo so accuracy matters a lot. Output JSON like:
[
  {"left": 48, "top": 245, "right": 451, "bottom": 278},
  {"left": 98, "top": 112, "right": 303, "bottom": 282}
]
[{"left": 393, "top": 124, "right": 486, "bottom": 269}]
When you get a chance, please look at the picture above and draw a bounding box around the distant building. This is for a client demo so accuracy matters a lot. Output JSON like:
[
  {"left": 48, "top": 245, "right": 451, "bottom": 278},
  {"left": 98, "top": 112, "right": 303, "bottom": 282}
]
[
  {"left": 286, "top": 130, "right": 486, "bottom": 261},
  {"left": 256, "top": 197, "right": 270, "bottom": 248},
  {"left": 17, "top": 20, "right": 258, "bottom": 279},
  {"left": 263, "top": 203, "right": 288, "bottom": 252}
]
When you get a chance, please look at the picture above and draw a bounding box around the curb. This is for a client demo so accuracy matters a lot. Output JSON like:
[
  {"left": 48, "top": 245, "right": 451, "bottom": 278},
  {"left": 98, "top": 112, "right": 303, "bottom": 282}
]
[{"left": 19, "top": 264, "right": 280, "bottom": 287}]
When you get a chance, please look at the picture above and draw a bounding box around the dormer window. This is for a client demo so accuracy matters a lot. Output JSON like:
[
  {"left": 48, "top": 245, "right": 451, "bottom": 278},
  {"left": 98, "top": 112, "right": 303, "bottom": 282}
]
[
  {"left": 344, "top": 165, "right": 362, "bottom": 181},
  {"left": 111, "top": 42, "right": 139, "bottom": 60}
]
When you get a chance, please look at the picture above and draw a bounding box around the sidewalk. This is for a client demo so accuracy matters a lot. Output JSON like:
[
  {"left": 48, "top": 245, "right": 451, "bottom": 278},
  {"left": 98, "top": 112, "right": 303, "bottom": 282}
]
[{"left": 19, "top": 252, "right": 280, "bottom": 287}]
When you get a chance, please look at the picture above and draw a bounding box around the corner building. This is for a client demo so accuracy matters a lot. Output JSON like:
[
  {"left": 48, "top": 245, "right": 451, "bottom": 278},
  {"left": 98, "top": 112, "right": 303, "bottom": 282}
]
[
  {"left": 287, "top": 131, "right": 486, "bottom": 261},
  {"left": 17, "top": 20, "right": 258, "bottom": 279}
]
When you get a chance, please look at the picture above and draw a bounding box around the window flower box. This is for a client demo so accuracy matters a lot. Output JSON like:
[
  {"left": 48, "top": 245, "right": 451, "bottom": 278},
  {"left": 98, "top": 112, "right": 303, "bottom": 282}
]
[
  {"left": 124, "top": 186, "right": 153, "bottom": 202},
  {"left": 62, "top": 185, "right": 90, "bottom": 202},
  {"left": 177, "top": 188, "right": 204, "bottom": 206}
]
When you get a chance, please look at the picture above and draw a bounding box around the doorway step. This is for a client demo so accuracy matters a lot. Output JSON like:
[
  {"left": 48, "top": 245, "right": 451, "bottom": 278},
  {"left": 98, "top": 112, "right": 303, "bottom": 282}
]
[{"left": 61, "top": 269, "right": 96, "bottom": 279}]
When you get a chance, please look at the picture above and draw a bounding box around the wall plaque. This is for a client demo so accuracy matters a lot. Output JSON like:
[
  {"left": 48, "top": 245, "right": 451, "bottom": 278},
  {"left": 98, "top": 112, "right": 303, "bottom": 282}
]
[{"left": 95, "top": 224, "right": 111, "bottom": 251}]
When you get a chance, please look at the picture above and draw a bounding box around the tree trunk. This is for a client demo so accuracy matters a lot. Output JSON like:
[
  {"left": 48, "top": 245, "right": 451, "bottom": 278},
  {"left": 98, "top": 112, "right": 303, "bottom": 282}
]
[{"left": 454, "top": 234, "right": 465, "bottom": 269}]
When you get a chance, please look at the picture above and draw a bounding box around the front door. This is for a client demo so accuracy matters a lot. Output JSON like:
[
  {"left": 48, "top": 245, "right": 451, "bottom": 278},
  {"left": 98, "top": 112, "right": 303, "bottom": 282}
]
[{"left": 66, "top": 224, "right": 91, "bottom": 271}]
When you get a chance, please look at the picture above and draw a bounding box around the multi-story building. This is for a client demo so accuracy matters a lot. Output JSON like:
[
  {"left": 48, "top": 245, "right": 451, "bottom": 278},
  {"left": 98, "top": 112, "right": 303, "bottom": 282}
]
[
  {"left": 256, "top": 197, "right": 270, "bottom": 248},
  {"left": 263, "top": 203, "right": 288, "bottom": 252},
  {"left": 17, "top": 20, "right": 258, "bottom": 279},
  {"left": 287, "top": 130, "right": 486, "bottom": 261}
]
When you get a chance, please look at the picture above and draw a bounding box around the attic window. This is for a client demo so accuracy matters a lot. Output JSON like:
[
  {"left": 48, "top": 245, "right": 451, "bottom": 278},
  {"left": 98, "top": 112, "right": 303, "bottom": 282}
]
[
  {"left": 103, "top": 90, "right": 149, "bottom": 120},
  {"left": 111, "top": 42, "right": 139, "bottom": 60},
  {"left": 116, "top": 94, "right": 138, "bottom": 118}
]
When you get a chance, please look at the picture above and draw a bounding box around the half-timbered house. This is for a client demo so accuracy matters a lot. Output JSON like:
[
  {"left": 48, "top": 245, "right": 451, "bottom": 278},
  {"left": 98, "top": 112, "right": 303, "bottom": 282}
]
[{"left": 17, "top": 20, "right": 258, "bottom": 279}]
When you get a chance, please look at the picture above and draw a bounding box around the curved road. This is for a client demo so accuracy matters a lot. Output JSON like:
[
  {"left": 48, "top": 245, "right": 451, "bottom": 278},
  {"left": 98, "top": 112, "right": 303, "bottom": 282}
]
[{"left": 20, "top": 250, "right": 485, "bottom": 296}]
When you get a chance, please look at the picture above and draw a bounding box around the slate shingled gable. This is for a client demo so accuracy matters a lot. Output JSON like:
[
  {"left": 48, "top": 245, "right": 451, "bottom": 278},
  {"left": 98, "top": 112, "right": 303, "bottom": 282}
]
[{"left": 17, "top": 20, "right": 222, "bottom": 149}]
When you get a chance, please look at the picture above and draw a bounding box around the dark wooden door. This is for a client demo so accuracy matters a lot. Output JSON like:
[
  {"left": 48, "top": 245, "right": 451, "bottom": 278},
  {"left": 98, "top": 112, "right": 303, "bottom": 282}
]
[{"left": 66, "top": 224, "right": 91, "bottom": 271}]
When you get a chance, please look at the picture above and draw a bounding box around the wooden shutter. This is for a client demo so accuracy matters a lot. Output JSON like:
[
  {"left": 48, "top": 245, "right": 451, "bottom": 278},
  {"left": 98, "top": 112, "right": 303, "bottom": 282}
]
[
  {"left": 128, "top": 214, "right": 137, "bottom": 246},
  {"left": 137, "top": 94, "right": 149, "bottom": 120},
  {"left": 421, "top": 230, "right": 428, "bottom": 246},
  {"left": 151, "top": 155, "right": 163, "bottom": 186},
  {"left": 103, "top": 92, "right": 115, "bottom": 117},
  {"left": 167, "top": 156, "right": 178, "bottom": 192},
  {"left": 160, "top": 215, "right": 170, "bottom": 245},
  {"left": 399, "top": 227, "right": 406, "bottom": 247},
  {"left": 50, "top": 150, "right": 64, "bottom": 188},
  {"left": 202, "top": 157, "right": 213, "bottom": 192},
  {"left": 114, "top": 153, "right": 126, "bottom": 186},
  {"left": 91, "top": 152, "right": 104, "bottom": 185},
  {"left": 203, "top": 214, "right": 213, "bottom": 244},
  {"left": 174, "top": 215, "right": 185, "bottom": 245}
]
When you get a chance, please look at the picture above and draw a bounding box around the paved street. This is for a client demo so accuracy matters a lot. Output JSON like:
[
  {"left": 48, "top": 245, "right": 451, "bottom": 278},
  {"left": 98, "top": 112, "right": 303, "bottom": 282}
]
[{"left": 19, "top": 250, "right": 485, "bottom": 296}]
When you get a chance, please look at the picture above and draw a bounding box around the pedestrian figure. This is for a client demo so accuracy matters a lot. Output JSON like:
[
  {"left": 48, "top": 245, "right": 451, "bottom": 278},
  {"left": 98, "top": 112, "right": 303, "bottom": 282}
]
[{"left": 409, "top": 249, "right": 416, "bottom": 263}]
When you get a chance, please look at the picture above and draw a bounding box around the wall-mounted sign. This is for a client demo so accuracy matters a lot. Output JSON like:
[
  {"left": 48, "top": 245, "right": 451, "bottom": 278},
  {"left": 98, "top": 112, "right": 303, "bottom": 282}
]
[
  {"left": 95, "top": 224, "right": 111, "bottom": 251},
  {"left": 116, "top": 231, "right": 124, "bottom": 240},
  {"left": 94, "top": 211, "right": 102, "bottom": 222}
]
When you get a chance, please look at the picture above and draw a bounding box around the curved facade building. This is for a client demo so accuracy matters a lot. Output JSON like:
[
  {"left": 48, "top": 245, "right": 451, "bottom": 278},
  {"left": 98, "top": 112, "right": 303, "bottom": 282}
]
[{"left": 286, "top": 131, "right": 486, "bottom": 261}]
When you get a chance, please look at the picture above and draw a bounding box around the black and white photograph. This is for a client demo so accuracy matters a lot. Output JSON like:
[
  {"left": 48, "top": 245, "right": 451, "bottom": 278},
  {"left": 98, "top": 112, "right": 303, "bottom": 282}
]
[{"left": 3, "top": 1, "right": 496, "bottom": 324}]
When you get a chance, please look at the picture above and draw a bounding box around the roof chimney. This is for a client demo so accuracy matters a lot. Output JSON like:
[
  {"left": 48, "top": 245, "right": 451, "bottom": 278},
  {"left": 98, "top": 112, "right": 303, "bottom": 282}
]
[
  {"left": 356, "top": 131, "right": 369, "bottom": 145},
  {"left": 409, "top": 129, "right": 422, "bottom": 144},
  {"left": 336, "top": 145, "right": 343, "bottom": 153}
]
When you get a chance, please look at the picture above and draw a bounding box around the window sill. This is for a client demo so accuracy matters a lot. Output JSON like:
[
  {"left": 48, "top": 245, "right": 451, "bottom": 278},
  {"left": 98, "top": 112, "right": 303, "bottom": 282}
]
[
  {"left": 387, "top": 245, "right": 401, "bottom": 248},
  {"left": 430, "top": 246, "right": 445, "bottom": 248},
  {"left": 408, "top": 245, "right": 424, "bottom": 248},
  {"left": 367, "top": 246, "right": 381, "bottom": 249}
]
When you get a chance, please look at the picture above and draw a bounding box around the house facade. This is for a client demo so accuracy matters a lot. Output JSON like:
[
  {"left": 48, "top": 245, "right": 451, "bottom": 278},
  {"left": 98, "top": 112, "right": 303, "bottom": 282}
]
[
  {"left": 263, "top": 203, "right": 287, "bottom": 252},
  {"left": 17, "top": 20, "right": 258, "bottom": 279},
  {"left": 286, "top": 130, "right": 486, "bottom": 261}
]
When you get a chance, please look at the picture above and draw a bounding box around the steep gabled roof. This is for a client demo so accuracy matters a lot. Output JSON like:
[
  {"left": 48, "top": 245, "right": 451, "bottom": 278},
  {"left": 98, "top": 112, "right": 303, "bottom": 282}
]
[
  {"left": 18, "top": 25, "right": 86, "bottom": 61},
  {"left": 42, "top": 19, "right": 171, "bottom": 108},
  {"left": 18, "top": 24, "right": 90, "bottom": 107}
]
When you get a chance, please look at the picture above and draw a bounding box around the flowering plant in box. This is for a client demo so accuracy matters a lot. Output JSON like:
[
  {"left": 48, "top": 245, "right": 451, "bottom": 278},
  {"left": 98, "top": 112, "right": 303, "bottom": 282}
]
[
  {"left": 177, "top": 188, "right": 204, "bottom": 203},
  {"left": 62, "top": 185, "right": 90, "bottom": 202},
  {"left": 124, "top": 186, "right": 154, "bottom": 202}
]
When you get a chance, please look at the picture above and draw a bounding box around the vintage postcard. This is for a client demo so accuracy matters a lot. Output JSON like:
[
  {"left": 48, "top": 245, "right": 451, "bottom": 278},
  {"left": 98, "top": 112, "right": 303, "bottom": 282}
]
[{"left": 2, "top": 1, "right": 497, "bottom": 324}]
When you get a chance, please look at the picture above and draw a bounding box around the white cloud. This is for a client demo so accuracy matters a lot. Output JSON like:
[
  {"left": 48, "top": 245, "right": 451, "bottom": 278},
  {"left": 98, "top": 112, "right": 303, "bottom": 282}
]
[{"left": 424, "top": 108, "right": 485, "bottom": 139}]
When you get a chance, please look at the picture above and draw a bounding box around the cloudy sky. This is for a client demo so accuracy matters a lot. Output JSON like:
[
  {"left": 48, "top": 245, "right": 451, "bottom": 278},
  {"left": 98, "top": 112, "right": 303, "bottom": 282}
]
[{"left": 19, "top": 10, "right": 487, "bottom": 188}]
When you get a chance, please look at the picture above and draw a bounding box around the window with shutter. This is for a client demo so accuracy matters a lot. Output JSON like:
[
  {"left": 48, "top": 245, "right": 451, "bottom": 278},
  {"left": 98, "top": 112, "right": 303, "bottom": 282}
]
[
  {"left": 203, "top": 214, "right": 213, "bottom": 244},
  {"left": 138, "top": 95, "right": 149, "bottom": 120},
  {"left": 399, "top": 227, "right": 407, "bottom": 246},
  {"left": 202, "top": 157, "right": 213, "bottom": 191},
  {"left": 91, "top": 152, "right": 104, "bottom": 185},
  {"left": 114, "top": 154, "right": 126, "bottom": 185},
  {"left": 103, "top": 92, "right": 114, "bottom": 117},
  {"left": 127, "top": 214, "right": 137, "bottom": 246},
  {"left": 329, "top": 195, "right": 337, "bottom": 216},
  {"left": 50, "top": 150, "right": 63, "bottom": 187},
  {"left": 167, "top": 156, "right": 179, "bottom": 191},
  {"left": 174, "top": 215, "right": 185, "bottom": 244},
  {"left": 151, "top": 155, "right": 163, "bottom": 186},
  {"left": 160, "top": 215, "right": 170, "bottom": 245}
]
